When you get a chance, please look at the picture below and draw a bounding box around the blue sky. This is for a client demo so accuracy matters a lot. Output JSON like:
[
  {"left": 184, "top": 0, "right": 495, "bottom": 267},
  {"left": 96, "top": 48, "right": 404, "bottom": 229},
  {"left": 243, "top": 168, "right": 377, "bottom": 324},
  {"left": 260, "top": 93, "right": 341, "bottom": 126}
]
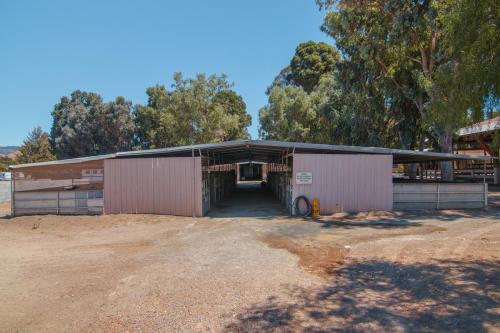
[{"left": 0, "top": 0, "right": 331, "bottom": 146}]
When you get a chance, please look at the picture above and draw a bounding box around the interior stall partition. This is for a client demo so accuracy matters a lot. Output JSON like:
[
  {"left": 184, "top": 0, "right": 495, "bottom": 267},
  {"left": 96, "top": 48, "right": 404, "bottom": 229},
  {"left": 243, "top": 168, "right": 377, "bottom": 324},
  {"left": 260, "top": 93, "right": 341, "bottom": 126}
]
[
  {"left": 266, "top": 156, "right": 293, "bottom": 213},
  {"left": 201, "top": 156, "right": 237, "bottom": 215}
]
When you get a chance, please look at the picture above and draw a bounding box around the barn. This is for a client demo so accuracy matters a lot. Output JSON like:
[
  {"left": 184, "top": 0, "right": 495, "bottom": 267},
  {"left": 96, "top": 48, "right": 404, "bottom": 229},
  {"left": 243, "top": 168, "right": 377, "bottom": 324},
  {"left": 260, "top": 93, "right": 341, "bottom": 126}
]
[{"left": 9, "top": 140, "right": 490, "bottom": 217}]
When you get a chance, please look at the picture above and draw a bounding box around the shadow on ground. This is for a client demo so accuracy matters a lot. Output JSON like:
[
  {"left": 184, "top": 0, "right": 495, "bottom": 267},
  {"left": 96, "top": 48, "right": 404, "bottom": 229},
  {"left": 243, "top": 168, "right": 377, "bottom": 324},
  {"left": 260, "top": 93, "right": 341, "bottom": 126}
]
[
  {"left": 311, "top": 207, "right": 500, "bottom": 230},
  {"left": 225, "top": 259, "right": 500, "bottom": 332},
  {"left": 207, "top": 182, "right": 288, "bottom": 218}
]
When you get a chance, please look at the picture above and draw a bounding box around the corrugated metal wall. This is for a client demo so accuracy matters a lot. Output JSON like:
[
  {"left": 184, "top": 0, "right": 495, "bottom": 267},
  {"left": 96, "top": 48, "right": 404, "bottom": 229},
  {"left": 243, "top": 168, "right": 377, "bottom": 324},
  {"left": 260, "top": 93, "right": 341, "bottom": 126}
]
[
  {"left": 104, "top": 157, "right": 202, "bottom": 216},
  {"left": 293, "top": 154, "right": 393, "bottom": 213}
]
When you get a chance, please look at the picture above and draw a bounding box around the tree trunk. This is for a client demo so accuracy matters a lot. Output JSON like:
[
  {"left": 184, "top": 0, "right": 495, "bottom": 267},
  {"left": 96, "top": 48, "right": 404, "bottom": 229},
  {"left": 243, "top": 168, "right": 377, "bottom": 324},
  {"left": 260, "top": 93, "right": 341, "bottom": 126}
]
[
  {"left": 439, "top": 130, "right": 454, "bottom": 182},
  {"left": 398, "top": 129, "right": 418, "bottom": 179},
  {"left": 405, "top": 163, "right": 418, "bottom": 179}
]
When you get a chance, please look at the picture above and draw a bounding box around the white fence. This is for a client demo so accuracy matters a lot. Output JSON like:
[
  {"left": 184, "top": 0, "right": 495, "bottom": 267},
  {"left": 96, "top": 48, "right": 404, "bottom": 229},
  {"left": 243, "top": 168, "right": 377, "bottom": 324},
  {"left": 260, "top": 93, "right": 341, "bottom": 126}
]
[
  {"left": 0, "top": 181, "right": 11, "bottom": 203},
  {"left": 13, "top": 190, "right": 103, "bottom": 216},
  {"left": 393, "top": 183, "right": 487, "bottom": 210}
]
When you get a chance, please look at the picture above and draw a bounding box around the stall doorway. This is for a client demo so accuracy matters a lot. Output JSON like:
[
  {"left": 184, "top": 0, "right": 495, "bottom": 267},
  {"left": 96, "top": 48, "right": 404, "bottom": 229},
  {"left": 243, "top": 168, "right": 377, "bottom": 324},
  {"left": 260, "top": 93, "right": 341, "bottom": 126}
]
[{"left": 238, "top": 163, "right": 263, "bottom": 181}]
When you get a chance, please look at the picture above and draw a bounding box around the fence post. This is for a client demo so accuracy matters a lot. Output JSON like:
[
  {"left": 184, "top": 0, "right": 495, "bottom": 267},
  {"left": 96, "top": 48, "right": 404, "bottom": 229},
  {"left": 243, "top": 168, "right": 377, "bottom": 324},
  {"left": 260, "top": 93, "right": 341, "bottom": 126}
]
[
  {"left": 484, "top": 183, "right": 488, "bottom": 208},
  {"left": 436, "top": 183, "right": 440, "bottom": 210},
  {"left": 56, "top": 191, "right": 60, "bottom": 215},
  {"left": 10, "top": 171, "right": 15, "bottom": 217}
]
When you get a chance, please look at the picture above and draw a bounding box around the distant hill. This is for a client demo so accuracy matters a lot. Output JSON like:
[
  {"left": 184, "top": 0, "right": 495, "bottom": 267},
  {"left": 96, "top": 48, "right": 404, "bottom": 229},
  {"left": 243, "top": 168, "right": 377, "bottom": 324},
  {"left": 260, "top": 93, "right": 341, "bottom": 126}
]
[{"left": 0, "top": 146, "right": 19, "bottom": 157}]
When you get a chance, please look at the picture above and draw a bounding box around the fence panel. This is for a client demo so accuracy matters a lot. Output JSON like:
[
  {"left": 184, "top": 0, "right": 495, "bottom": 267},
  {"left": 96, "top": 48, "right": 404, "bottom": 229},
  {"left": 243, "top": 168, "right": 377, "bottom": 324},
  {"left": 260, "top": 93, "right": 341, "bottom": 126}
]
[{"left": 393, "top": 183, "right": 487, "bottom": 210}]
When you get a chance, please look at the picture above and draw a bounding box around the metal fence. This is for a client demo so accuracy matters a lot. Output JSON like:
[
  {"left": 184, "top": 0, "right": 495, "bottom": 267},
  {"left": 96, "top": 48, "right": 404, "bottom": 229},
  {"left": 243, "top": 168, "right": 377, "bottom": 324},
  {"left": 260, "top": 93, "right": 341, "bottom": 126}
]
[
  {"left": 393, "top": 183, "right": 487, "bottom": 210},
  {"left": 13, "top": 190, "right": 103, "bottom": 216}
]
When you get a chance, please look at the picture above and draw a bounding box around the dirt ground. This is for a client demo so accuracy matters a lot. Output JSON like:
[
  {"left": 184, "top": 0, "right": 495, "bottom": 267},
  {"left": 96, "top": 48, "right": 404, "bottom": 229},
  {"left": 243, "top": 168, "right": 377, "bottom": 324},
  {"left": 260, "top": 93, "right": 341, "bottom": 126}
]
[{"left": 0, "top": 201, "right": 499, "bottom": 332}]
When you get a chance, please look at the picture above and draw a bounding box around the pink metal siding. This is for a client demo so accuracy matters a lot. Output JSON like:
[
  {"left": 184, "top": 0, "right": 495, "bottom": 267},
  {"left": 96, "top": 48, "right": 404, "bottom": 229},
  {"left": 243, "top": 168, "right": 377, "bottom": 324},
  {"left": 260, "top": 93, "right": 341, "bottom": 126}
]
[
  {"left": 104, "top": 157, "right": 203, "bottom": 216},
  {"left": 293, "top": 154, "right": 393, "bottom": 213}
]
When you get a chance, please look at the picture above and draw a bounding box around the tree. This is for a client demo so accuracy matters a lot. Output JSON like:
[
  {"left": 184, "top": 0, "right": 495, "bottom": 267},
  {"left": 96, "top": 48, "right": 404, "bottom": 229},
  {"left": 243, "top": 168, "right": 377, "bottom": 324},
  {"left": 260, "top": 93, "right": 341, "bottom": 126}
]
[
  {"left": 210, "top": 90, "right": 251, "bottom": 141},
  {"left": 262, "top": 33, "right": 405, "bottom": 148},
  {"left": 96, "top": 96, "right": 136, "bottom": 154},
  {"left": 266, "top": 66, "right": 293, "bottom": 94},
  {"left": 134, "top": 73, "right": 251, "bottom": 148},
  {"left": 320, "top": 63, "right": 400, "bottom": 147},
  {"left": 259, "top": 76, "right": 332, "bottom": 142},
  {"left": 17, "top": 127, "right": 55, "bottom": 164},
  {"left": 268, "top": 41, "right": 340, "bottom": 94},
  {"left": 317, "top": 0, "right": 476, "bottom": 180},
  {"left": 0, "top": 156, "right": 14, "bottom": 172},
  {"left": 260, "top": 71, "right": 397, "bottom": 147},
  {"left": 433, "top": 0, "right": 499, "bottom": 123},
  {"left": 290, "top": 41, "right": 340, "bottom": 93},
  {"left": 50, "top": 91, "right": 135, "bottom": 159}
]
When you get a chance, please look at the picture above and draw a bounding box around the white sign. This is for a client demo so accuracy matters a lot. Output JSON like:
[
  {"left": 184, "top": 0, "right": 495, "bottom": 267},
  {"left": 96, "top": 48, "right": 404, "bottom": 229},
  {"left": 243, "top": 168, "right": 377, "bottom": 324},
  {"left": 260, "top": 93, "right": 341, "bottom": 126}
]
[
  {"left": 82, "top": 169, "right": 104, "bottom": 182},
  {"left": 296, "top": 172, "right": 313, "bottom": 185},
  {"left": 82, "top": 169, "right": 103, "bottom": 177}
]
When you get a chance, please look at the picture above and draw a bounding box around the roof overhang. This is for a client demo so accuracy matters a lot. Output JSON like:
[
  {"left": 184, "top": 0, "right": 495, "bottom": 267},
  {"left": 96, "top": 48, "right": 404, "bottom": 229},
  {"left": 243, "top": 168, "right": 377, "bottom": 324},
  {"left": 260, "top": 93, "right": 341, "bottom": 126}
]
[
  {"left": 116, "top": 140, "right": 490, "bottom": 164},
  {"left": 10, "top": 153, "right": 116, "bottom": 169},
  {"left": 10, "top": 140, "right": 490, "bottom": 169},
  {"left": 457, "top": 116, "right": 500, "bottom": 137}
]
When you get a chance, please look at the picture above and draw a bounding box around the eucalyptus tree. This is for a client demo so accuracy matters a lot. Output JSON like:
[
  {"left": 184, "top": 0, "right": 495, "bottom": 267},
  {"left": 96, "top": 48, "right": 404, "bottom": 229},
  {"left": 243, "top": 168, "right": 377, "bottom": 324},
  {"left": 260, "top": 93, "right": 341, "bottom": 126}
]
[
  {"left": 50, "top": 91, "right": 135, "bottom": 159},
  {"left": 317, "top": 0, "right": 471, "bottom": 180},
  {"left": 134, "top": 73, "right": 251, "bottom": 149},
  {"left": 267, "top": 41, "right": 340, "bottom": 93},
  {"left": 259, "top": 83, "right": 329, "bottom": 142}
]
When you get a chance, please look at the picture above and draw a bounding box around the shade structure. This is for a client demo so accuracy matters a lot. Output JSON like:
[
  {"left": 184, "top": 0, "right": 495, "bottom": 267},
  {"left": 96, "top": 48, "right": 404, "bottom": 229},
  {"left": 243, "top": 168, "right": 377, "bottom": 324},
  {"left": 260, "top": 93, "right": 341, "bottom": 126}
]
[{"left": 10, "top": 140, "right": 491, "bottom": 170}]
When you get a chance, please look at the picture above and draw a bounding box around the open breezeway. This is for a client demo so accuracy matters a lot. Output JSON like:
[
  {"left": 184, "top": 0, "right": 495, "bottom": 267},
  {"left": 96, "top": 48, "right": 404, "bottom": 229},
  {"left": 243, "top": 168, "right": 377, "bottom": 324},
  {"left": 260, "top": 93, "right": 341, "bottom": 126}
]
[{"left": 207, "top": 181, "right": 288, "bottom": 217}]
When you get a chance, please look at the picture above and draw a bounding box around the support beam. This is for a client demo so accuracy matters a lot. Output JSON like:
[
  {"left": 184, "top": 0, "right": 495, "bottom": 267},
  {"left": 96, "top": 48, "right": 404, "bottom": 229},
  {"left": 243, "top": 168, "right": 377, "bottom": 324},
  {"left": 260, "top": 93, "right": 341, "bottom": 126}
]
[{"left": 476, "top": 134, "right": 493, "bottom": 156}]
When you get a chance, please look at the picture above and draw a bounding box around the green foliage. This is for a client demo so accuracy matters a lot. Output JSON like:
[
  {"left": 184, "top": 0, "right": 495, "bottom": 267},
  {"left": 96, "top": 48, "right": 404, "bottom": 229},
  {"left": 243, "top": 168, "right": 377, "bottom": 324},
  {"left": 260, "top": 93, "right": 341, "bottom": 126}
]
[
  {"left": 432, "top": 0, "right": 499, "bottom": 125},
  {"left": 0, "top": 156, "right": 14, "bottom": 172},
  {"left": 259, "top": 84, "right": 327, "bottom": 142},
  {"left": 17, "top": 127, "right": 55, "bottom": 164},
  {"left": 260, "top": 71, "right": 397, "bottom": 147},
  {"left": 290, "top": 41, "right": 340, "bottom": 93},
  {"left": 317, "top": 0, "right": 499, "bottom": 140},
  {"left": 490, "top": 131, "right": 500, "bottom": 160},
  {"left": 262, "top": 0, "right": 499, "bottom": 172},
  {"left": 268, "top": 42, "right": 340, "bottom": 94},
  {"left": 261, "top": 2, "right": 435, "bottom": 150},
  {"left": 134, "top": 73, "right": 251, "bottom": 148},
  {"left": 50, "top": 91, "right": 135, "bottom": 159},
  {"left": 319, "top": 0, "right": 436, "bottom": 139}
]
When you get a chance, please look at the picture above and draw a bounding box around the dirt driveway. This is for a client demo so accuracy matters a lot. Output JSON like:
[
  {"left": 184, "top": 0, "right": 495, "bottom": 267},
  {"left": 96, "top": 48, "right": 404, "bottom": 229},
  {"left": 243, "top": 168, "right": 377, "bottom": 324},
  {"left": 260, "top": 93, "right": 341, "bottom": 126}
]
[{"left": 0, "top": 203, "right": 499, "bottom": 332}]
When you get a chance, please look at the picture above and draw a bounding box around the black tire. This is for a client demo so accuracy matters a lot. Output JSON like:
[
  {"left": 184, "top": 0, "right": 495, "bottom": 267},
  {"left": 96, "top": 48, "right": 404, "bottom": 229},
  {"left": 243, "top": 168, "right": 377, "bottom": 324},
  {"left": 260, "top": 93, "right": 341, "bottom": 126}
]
[{"left": 293, "top": 195, "right": 311, "bottom": 217}]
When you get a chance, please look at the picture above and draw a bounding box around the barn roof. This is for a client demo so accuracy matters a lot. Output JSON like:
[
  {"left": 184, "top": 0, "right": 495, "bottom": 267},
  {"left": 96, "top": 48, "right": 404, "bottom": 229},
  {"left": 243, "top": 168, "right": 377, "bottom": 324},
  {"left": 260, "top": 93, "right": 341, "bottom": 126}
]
[
  {"left": 10, "top": 139, "right": 490, "bottom": 169},
  {"left": 457, "top": 116, "right": 500, "bottom": 137}
]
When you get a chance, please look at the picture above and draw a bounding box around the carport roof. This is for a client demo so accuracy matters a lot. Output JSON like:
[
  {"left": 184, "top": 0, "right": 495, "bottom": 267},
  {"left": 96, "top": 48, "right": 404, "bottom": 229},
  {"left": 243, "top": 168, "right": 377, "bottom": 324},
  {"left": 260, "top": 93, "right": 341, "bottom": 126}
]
[{"left": 10, "top": 140, "right": 490, "bottom": 169}]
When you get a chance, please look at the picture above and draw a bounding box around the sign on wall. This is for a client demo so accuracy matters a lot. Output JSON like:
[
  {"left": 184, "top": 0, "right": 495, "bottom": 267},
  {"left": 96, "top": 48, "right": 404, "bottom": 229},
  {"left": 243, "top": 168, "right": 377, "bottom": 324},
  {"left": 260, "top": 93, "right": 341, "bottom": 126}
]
[
  {"left": 296, "top": 172, "right": 313, "bottom": 185},
  {"left": 82, "top": 169, "right": 104, "bottom": 182}
]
